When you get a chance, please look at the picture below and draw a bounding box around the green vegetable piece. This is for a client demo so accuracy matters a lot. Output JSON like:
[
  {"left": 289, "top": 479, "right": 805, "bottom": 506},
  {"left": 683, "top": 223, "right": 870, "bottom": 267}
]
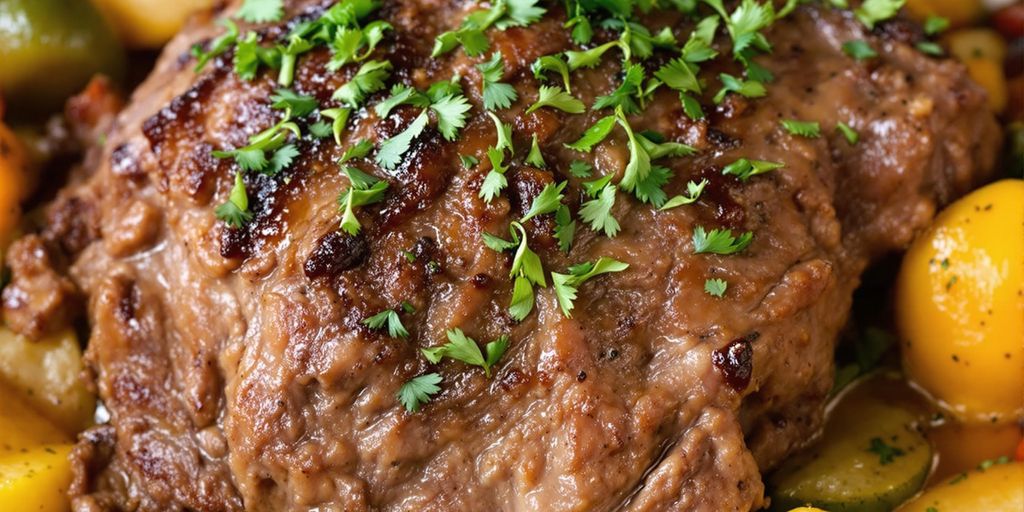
[
  {"left": 768, "top": 375, "right": 933, "bottom": 512},
  {"left": 0, "top": 0, "right": 125, "bottom": 119}
]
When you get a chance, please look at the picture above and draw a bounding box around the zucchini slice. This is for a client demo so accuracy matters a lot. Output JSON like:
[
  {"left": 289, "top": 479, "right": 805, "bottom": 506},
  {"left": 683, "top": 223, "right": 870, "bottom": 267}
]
[{"left": 768, "top": 377, "right": 933, "bottom": 512}]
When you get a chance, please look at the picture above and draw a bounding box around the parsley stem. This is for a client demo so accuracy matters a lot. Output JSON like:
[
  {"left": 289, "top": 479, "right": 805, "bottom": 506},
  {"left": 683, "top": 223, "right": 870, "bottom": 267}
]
[{"left": 279, "top": 54, "right": 297, "bottom": 86}]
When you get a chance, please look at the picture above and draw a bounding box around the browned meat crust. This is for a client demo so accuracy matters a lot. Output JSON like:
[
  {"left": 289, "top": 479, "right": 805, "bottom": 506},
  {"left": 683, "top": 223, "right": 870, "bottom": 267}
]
[{"left": 3, "top": 1, "right": 999, "bottom": 510}]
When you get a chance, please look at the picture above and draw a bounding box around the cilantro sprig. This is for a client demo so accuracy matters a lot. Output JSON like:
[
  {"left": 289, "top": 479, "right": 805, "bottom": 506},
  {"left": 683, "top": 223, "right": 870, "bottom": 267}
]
[
  {"left": 692, "top": 226, "right": 754, "bottom": 255},
  {"left": 397, "top": 373, "right": 441, "bottom": 412},
  {"left": 478, "top": 52, "right": 518, "bottom": 110},
  {"left": 363, "top": 309, "right": 410, "bottom": 338},
  {"left": 215, "top": 172, "right": 253, "bottom": 228}
]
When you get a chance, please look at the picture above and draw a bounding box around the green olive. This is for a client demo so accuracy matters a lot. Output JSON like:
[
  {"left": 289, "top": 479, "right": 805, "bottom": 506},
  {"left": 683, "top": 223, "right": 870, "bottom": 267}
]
[{"left": 0, "top": 0, "right": 125, "bottom": 119}]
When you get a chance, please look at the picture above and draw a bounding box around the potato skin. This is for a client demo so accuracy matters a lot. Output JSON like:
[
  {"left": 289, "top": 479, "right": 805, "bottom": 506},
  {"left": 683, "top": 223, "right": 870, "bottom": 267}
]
[
  {"left": 896, "top": 180, "right": 1024, "bottom": 424},
  {"left": 91, "top": 0, "right": 217, "bottom": 48},
  {"left": 897, "top": 462, "right": 1024, "bottom": 511}
]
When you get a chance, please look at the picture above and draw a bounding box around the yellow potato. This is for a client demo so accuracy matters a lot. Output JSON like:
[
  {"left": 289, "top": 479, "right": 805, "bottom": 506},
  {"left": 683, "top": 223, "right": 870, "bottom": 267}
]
[
  {"left": 0, "top": 381, "right": 70, "bottom": 457},
  {"left": 896, "top": 180, "right": 1024, "bottom": 424},
  {"left": 0, "top": 444, "right": 74, "bottom": 512},
  {"left": 92, "top": 0, "right": 216, "bottom": 48},
  {"left": 0, "top": 328, "right": 95, "bottom": 434},
  {"left": 945, "top": 29, "right": 1009, "bottom": 112},
  {"left": 904, "top": 0, "right": 983, "bottom": 27},
  {"left": 898, "top": 462, "right": 1024, "bottom": 512}
]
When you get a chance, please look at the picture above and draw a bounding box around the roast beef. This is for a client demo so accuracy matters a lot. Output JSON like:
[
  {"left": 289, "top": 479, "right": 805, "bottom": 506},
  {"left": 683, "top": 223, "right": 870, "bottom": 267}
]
[{"left": 2, "top": 0, "right": 1000, "bottom": 510}]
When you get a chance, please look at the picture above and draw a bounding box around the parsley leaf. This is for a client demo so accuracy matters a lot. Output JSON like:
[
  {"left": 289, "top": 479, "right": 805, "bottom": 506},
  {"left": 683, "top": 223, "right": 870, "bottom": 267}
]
[
  {"left": 916, "top": 41, "right": 943, "bottom": 56},
  {"left": 375, "top": 84, "right": 430, "bottom": 118},
  {"left": 532, "top": 54, "right": 572, "bottom": 92},
  {"left": 855, "top": 0, "right": 905, "bottom": 29},
  {"left": 594, "top": 63, "right": 646, "bottom": 114},
  {"left": 376, "top": 111, "right": 430, "bottom": 170},
  {"left": 634, "top": 165, "right": 672, "bottom": 207},
  {"left": 333, "top": 60, "right": 392, "bottom": 107},
  {"left": 460, "top": 154, "right": 479, "bottom": 168},
  {"left": 478, "top": 52, "right": 518, "bottom": 110},
  {"left": 526, "top": 133, "right": 546, "bottom": 168},
  {"left": 780, "top": 119, "right": 821, "bottom": 138},
  {"left": 924, "top": 15, "right": 949, "bottom": 36},
  {"left": 843, "top": 40, "right": 879, "bottom": 61},
  {"left": 661, "top": 179, "right": 708, "bottom": 210},
  {"left": 713, "top": 73, "right": 767, "bottom": 103},
  {"left": 363, "top": 309, "right": 410, "bottom": 338},
  {"left": 569, "top": 160, "right": 594, "bottom": 178},
  {"left": 579, "top": 183, "right": 620, "bottom": 237},
  {"left": 339, "top": 139, "right": 373, "bottom": 164},
  {"left": 270, "top": 88, "right": 318, "bottom": 117},
  {"left": 488, "top": 112, "right": 514, "bottom": 154},
  {"left": 397, "top": 373, "right": 441, "bottom": 412},
  {"left": 521, "top": 181, "right": 566, "bottom": 222},
  {"left": 565, "top": 40, "right": 625, "bottom": 71},
  {"left": 265, "top": 144, "right": 299, "bottom": 175},
  {"left": 704, "top": 278, "right": 728, "bottom": 297},
  {"left": 721, "top": 158, "right": 783, "bottom": 181},
  {"left": 422, "top": 329, "right": 509, "bottom": 377},
  {"left": 565, "top": 116, "right": 616, "bottom": 152},
  {"left": 337, "top": 167, "right": 389, "bottom": 235},
  {"left": 320, "top": 107, "right": 351, "bottom": 145},
  {"left": 308, "top": 121, "right": 332, "bottom": 138},
  {"left": 868, "top": 437, "right": 906, "bottom": 465},
  {"left": 615, "top": 107, "right": 652, "bottom": 192},
  {"left": 430, "top": 93, "right": 472, "bottom": 141},
  {"left": 509, "top": 275, "right": 536, "bottom": 320},
  {"left": 237, "top": 0, "right": 284, "bottom": 23},
  {"left": 234, "top": 31, "right": 282, "bottom": 80},
  {"left": 692, "top": 226, "right": 753, "bottom": 255},
  {"left": 480, "top": 146, "right": 509, "bottom": 203},
  {"left": 552, "top": 257, "right": 629, "bottom": 317},
  {"left": 554, "top": 205, "right": 576, "bottom": 252},
  {"left": 510, "top": 222, "right": 545, "bottom": 286},
  {"left": 193, "top": 19, "right": 239, "bottom": 72},
  {"left": 837, "top": 122, "right": 860, "bottom": 145},
  {"left": 215, "top": 171, "right": 253, "bottom": 228},
  {"left": 527, "top": 85, "right": 585, "bottom": 114}
]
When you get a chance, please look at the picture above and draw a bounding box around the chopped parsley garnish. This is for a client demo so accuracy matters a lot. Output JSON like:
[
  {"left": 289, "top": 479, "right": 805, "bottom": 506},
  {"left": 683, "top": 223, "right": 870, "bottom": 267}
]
[
  {"left": 478, "top": 52, "right": 518, "bottom": 110},
  {"left": 308, "top": 121, "right": 333, "bottom": 139},
  {"left": 780, "top": 119, "right": 821, "bottom": 138},
  {"left": 615, "top": 107, "right": 651, "bottom": 192},
  {"left": 634, "top": 165, "right": 673, "bottom": 207},
  {"left": 532, "top": 54, "right": 572, "bottom": 92},
  {"left": 234, "top": 32, "right": 281, "bottom": 81},
  {"left": 339, "top": 139, "right": 373, "bottom": 164},
  {"left": 215, "top": 172, "right": 253, "bottom": 228},
  {"left": 842, "top": 40, "right": 878, "bottom": 61},
  {"left": 520, "top": 181, "right": 566, "bottom": 222},
  {"left": 579, "top": 182, "right": 620, "bottom": 237},
  {"left": 552, "top": 257, "right": 629, "bottom": 317},
  {"left": 337, "top": 167, "right": 389, "bottom": 235},
  {"left": 192, "top": 19, "right": 240, "bottom": 72},
  {"left": 713, "top": 73, "right": 767, "bottom": 104},
  {"left": 868, "top": 437, "right": 905, "bottom": 465},
  {"left": 722, "top": 158, "right": 783, "bottom": 181},
  {"left": 837, "top": 122, "right": 860, "bottom": 145},
  {"left": 526, "top": 86, "right": 585, "bottom": 114},
  {"left": 376, "top": 111, "right": 430, "bottom": 170},
  {"left": 565, "top": 115, "right": 616, "bottom": 152},
  {"left": 460, "top": 154, "right": 479, "bottom": 168},
  {"left": 212, "top": 115, "right": 301, "bottom": 174},
  {"left": 661, "top": 179, "right": 708, "bottom": 210},
  {"left": 422, "top": 328, "right": 510, "bottom": 377},
  {"left": 483, "top": 222, "right": 546, "bottom": 319},
  {"left": 566, "top": 40, "right": 626, "bottom": 71},
  {"left": 489, "top": 112, "right": 515, "bottom": 154},
  {"left": 568, "top": 160, "right": 594, "bottom": 178},
  {"left": 855, "top": 0, "right": 905, "bottom": 30},
  {"left": 593, "top": 63, "right": 646, "bottom": 114},
  {"left": 692, "top": 226, "right": 754, "bottom": 255},
  {"left": 526, "top": 133, "right": 546, "bottom": 167},
  {"left": 397, "top": 373, "right": 441, "bottom": 412},
  {"left": 333, "top": 60, "right": 392, "bottom": 107},
  {"left": 236, "top": 0, "right": 284, "bottom": 23},
  {"left": 704, "top": 278, "right": 728, "bottom": 297},
  {"left": 362, "top": 309, "right": 410, "bottom": 338},
  {"left": 320, "top": 108, "right": 351, "bottom": 145},
  {"left": 270, "top": 88, "right": 318, "bottom": 117},
  {"left": 554, "top": 205, "right": 576, "bottom": 252},
  {"left": 923, "top": 15, "right": 949, "bottom": 36},
  {"left": 916, "top": 41, "right": 943, "bottom": 56},
  {"left": 480, "top": 146, "right": 510, "bottom": 203},
  {"left": 432, "top": 0, "right": 546, "bottom": 57}
]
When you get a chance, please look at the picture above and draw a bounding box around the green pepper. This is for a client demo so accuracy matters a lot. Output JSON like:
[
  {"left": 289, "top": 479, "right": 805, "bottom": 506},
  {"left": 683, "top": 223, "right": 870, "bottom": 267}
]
[{"left": 0, "top": 0, "right": 125, "bottom": 120}]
